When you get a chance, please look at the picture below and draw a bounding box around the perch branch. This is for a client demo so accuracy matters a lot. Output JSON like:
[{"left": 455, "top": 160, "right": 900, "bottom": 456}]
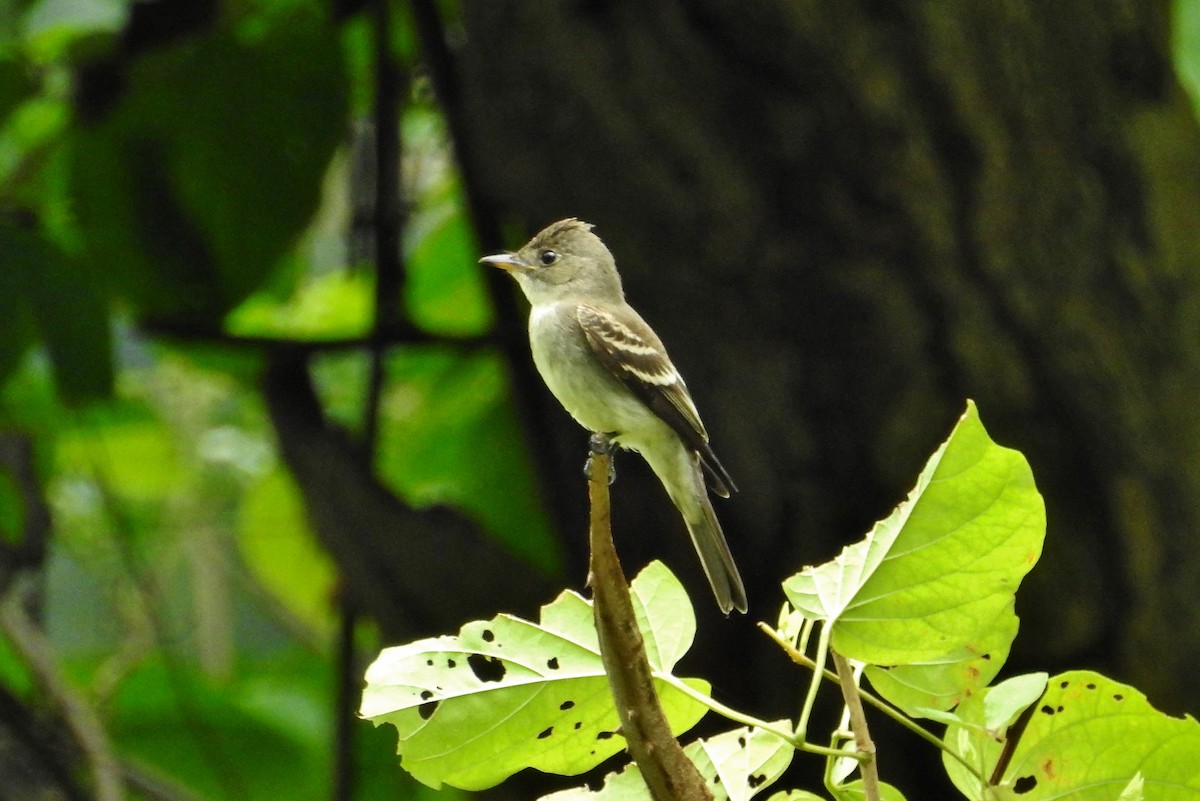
[{"left": 586, "top": 434, "right": 712, "bottom": 801}]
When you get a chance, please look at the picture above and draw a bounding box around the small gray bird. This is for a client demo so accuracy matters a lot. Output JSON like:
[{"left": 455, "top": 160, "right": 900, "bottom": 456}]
[{"left": 481, "top": 218, "right": 747, "bottom": 614}]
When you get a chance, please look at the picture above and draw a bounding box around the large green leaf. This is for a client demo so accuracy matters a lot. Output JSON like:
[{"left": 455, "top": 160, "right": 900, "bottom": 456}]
[
  {"left": 237, "top": 468, "right": 337, "bottom": 637},
  {"left": 360, "top": 561, "right": 710, "bottom": 791},
  {"left": 783, "top": 401, "right": 1044, "bottom": 666},
  {"left": 69, "top": 10, "right": 347, "bottom": 322},
  {"left": 992, "top": 671, "right": 1200, "bottom": 800},
  {"left": 0, "top": 224, "right": 112, "bottom": 402},
  {"left": 863, "top": 602, "right": 1018, "bottom": 717}
]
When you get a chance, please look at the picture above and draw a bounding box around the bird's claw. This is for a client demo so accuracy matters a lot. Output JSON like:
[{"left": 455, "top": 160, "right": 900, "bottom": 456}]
[{"left": 585, "top": 433, "right": 618, "bottom": 484}]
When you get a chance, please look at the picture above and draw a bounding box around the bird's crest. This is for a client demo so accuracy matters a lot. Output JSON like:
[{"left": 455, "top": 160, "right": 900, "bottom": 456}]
[{"left": 534, "top": 218, "right": 594, "bottom": 246}]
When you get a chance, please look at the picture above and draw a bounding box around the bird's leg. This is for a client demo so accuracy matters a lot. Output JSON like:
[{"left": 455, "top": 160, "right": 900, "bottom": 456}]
[{"left": 585, "top": 432, "right": 618, "bottom": 485}]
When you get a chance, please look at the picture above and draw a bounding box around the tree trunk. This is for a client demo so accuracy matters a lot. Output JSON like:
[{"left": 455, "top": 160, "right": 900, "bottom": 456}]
[{"left": 445, "top": 0, "right": 1200, "bottom": 736}]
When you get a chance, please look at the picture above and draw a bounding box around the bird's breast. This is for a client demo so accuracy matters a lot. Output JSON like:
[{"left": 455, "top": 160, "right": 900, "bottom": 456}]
[{"left": 528, "top": 303, "right": 653, "bottom": 437}]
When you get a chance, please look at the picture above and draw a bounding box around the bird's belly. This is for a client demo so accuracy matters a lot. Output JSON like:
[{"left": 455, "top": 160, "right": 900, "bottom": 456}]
[{"left": 529, "top": 311, "right": 649, "bottom": 437}]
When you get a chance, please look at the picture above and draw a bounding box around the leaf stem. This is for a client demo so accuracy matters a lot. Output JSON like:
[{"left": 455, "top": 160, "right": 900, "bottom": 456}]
[
  {"left": 795, "top": 621, "right": 831, "bottom": 742},
  {"left": 653, "top": 674, "right": 857, "bottom": 761},
  {"left": 758, "top": 622, "right": 986, "bottom": 781}
]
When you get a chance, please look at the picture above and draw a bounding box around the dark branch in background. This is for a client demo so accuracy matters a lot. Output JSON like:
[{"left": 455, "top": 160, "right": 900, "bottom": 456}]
[
  {"left": 0, "top": 580, "right": 123, "bottom": 801},
  {"left": 143, "top": 319, "right": 489, "bottom": 353},
  {"left": 407, "top": 0, "right": 583, "bottom": 556},
  {"left": 0, "top": 682, "right": 86, "bottom": 801},
  {"left": 262, "top": 352, "right": 554, "bottom": 637},
  {"left": 585, "top": 435, "right": 713, "bottom": 801},
  {"left": 335, "top": 1, "right": 409, "bottom": 797},
  {"left": 0, "top": 434, "right": 51, "bottom": 599}
]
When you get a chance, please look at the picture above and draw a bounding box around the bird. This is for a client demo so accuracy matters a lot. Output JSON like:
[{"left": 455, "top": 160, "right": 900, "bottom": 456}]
[{"left": 480, "top": 218, "right": 747, "bottom": 614}]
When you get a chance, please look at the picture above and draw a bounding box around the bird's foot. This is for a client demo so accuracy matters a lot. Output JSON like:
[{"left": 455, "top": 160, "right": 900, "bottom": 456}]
[{"left": 585, "top": 433, "right": 618, "bottom": 484}]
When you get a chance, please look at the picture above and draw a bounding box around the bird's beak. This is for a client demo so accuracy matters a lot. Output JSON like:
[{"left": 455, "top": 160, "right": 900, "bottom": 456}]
[{"left": 479, "top": 252, "right": 531, "bottom": 272}]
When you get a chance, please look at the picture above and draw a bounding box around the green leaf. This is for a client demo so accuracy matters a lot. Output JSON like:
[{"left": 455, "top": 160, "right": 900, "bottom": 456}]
[
  {"left": 941, "top": 688, "right": 1002, "bottom": 800},
  {"left": 982, "top": 672, "right": 1047, "bottom": 732},
  {"left": 404, "top": 198, "right": 493, "bottom": 337},
  {"left": 1118, "top": 773, "right": 1145, "bottom": 801},
  {"left": 933, "top": 672, "right": 1049, "bottom": 796},
  {"left": 20, "top": 0, "right": 125, "bottom": 62},
  {"left": 0, "top": 225, "right": 112, "bottom": 402},
  {"left": 783, "top": 400, "right": 1045, "bottom": 665},
  {"left": 375, "top": 348, "right": 561, "bottom": 574},
  {"left": 688, "top": 724, "right": 793, "bottom": 801},
  {"left": 863, "top": 602, "right": 1018, "bottom": 716},
  {"left": 539, "top": 723, "right": 793, "bottom": 801},
  {"left": 993, "top": 671, "right": 1200, "bottom": 800},
  {"left": 70, "top": 11, "right": 347, "bottom": 322},
  {"left": 1176, "top": 0, "right": 1200, "bottom": 116},
  {"left": 56, "top": 410, "right": 181, "bottom": 503},
  {"left": 831, "top": 780, "right": 907, "bottom": 801},
  {"left": 360, "top": 561, "right": 710, "bottom": 791},
  {"left": 226, "top": 270, "right": 373, "bottom": 340},
  {"left": 237, "top": 468, "right": 337, "bottom": 637}
]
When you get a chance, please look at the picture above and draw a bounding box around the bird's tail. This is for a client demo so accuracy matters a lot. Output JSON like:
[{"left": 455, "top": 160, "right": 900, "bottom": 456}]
[
  {"left": 682, "top": 491, "right": 748, "bottom": 614},
  {"left": 644, "top": 442, "right": 747, "bottom": 614}
]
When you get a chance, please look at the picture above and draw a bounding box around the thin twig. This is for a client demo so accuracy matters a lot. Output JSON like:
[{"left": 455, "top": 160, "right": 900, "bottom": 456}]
[
  {"left": 0, "top": 579, "right": 125, "bottom": 801},
  {"left": 831, "top": 650, "right": 880, "bottom": 801},
  {"left": 586, "top": 434, "right": 712, "bottom": 801}
]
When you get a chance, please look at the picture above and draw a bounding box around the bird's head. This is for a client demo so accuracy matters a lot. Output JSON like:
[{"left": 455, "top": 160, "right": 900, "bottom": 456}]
[{"left": 480, "top": 218, "right": 623, "bottom": 303}]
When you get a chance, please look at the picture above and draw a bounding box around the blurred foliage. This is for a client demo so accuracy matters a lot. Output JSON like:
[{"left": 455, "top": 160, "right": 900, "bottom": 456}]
[
  {"left": 1177, "top": 0, "right": 1200, "bottom": 115},
  {"left": 0, "top": 0, "right": 549, "bottom": 798}
]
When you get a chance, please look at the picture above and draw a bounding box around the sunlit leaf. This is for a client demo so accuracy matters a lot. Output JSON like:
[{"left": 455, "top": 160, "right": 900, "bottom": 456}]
[
  {"left": 226, "top": 270, "right": 373, "bottom": 341},
  {"left": 405, "top": 199, "right": 493, "bottom": 337},
  {"left": 783, "top": 401, "right": 1044, "bottom": 666},
  {"left": 56, "top": 411, "right": 181, "bottom": 503},
  {"left": 994, "top": 671, "right": 1200, "bottom": 800},
  {"left": 361, "top": 561, "right": 709, "bottom": 791},
  {"left": 237, "top": 468, "right": 337, "bottom": 637},
  {"left": 831, "top": 780, "right": 908, "bottom": 801},
  {"left": 863, "top": 603, "right": 1018, "bottom": 716},
  {"left": 539, "top": 723, "right": 793, "bottom": 801}
]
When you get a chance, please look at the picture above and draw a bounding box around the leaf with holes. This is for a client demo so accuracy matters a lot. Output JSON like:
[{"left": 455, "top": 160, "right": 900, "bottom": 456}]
[
  {"left": 360, "top": 561, "right": 709, "bottom": 790},
  {"left": 538, "top": 722, "right": 793, "bottom": 801},
  {"left": 988, "top": 671, "right": 1200, "bottom": 800},
  {"left": 783, "top": 401, "right": 1044, "bottom": 666}
]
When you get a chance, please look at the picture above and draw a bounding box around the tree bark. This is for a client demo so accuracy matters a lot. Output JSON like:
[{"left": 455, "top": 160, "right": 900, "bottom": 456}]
[{"left": 447, "top": 0, "right": 1200, "bottom": 728}]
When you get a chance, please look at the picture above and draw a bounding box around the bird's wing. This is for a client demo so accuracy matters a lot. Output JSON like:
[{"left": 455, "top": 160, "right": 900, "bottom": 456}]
[{"left": 576, "top": 303, "right": 736, "bottom": 496}]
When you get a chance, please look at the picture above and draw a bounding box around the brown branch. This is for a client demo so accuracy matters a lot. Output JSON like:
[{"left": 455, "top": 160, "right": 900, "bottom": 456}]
[
  {"left": 831, "top": 650, "right": 880, "bottom": 801},
  {"left": 0, "top": 578, "right": 125, "bottom": 801},
  {"left": 586, "top": 434, "right": 712, "bottom": 801}
]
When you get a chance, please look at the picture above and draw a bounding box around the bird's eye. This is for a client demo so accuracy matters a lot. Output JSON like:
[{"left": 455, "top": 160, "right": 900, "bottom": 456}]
[{"left": 539, "top": 249, "right": 559, "bottom": 266}]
